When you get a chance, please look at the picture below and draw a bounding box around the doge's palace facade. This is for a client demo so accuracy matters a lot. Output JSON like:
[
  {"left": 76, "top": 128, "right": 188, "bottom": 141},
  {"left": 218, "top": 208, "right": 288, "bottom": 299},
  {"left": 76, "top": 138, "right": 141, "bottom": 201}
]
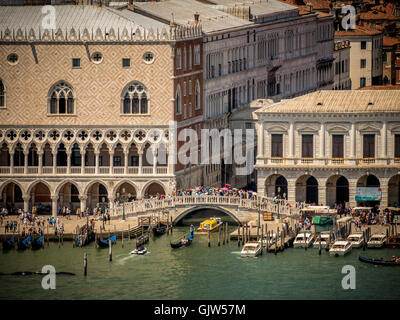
[{"left": 0, "top": 5, "right": 202, "bottom": 215}]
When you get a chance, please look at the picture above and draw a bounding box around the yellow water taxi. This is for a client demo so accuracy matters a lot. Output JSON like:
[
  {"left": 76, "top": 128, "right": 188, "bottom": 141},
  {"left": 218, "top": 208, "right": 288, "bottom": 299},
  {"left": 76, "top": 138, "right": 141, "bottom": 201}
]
[{"left": 197, "top": 217, "right": 223, "bottom": 234}]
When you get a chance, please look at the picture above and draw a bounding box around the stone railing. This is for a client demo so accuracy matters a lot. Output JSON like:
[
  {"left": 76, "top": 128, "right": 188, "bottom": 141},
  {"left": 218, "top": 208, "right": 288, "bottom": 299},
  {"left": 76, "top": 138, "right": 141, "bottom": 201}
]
[{"left": 113, "top": 195, "right": 301, "bottom": 219}]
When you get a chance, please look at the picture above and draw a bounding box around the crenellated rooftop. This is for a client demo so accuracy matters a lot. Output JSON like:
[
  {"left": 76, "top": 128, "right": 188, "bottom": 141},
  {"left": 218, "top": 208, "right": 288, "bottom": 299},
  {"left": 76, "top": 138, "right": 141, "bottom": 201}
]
[{"left": 0, "top": 5, "right": 202, "bottom": 42}]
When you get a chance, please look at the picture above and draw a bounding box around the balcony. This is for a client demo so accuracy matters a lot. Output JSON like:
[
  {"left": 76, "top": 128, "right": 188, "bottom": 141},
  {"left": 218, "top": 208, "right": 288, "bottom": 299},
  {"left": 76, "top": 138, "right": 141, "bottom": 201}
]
[
  {"left": 301, "top": 158, "right": 314, "bottom": 164},
  {"left": 0, "top": 165, "right": 169, "bottom": 176},
  {"left": 332, "top": 158, "right": 345, "bottom": 165},
  {"left": 271, "top": 157, "right": 284, "bottom": 164},
  {"left": 361, "top": 158, "right": 376, "bottom": 165}
]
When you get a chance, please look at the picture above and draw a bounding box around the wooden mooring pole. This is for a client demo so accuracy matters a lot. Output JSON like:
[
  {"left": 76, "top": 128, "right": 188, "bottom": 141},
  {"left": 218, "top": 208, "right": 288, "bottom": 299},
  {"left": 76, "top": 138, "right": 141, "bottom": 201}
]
[
  {"left": 84, "top": 252, "right": 87, "bottom": 277},
  {"left": 128, "top": 224, "right": 130, "bottom": 241},
  {"left": 208, "top": 230, "right": 211, "bottom": 248},
  {"left": 318, "top": 234, "right": 321, "bottom": 255},
  {"left": 237, "top": 225, "right": 240, "bottom": 247},
  {"left": 109, "top": 239, "right": 112, "bottom": 262},
  {"left": 226, "top": 222, "right": 229, "bottom": 244},
  {"left": 218, "top": 226, "right": 221, "bottom": 246},
  {"left": 122, "top": 231, "right": 124, "bottom": 248}
]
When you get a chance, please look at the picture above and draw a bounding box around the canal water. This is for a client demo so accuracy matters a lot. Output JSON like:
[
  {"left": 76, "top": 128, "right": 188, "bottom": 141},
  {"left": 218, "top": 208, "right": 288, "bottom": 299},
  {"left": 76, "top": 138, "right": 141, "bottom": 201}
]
[{"left": 1, "top": 213, "right": 400, "bottom": 300}]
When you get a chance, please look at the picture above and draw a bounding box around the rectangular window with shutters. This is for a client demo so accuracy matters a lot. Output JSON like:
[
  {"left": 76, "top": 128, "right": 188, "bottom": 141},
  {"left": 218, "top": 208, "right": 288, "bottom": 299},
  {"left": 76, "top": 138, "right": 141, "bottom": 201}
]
[
  {"left": 332, "top": 135, "right": 344, "bottom": 158},
  {"left": 363, "top": 134, "right": 375, "bottom": 158},
  {"left": 395, "top": 134, "right": 400, "bottom": 158},
  {"left": 271, "top": 134, "right": 283, "bottom": 157},
  {"left": 302, "top": 134, "right": 313, "bottom": 158}
]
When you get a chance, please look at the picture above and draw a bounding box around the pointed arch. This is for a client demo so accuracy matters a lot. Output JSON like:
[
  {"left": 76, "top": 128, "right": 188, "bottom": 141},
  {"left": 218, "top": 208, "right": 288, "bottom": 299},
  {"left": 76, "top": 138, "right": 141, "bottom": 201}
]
[
  {"left": 48, "top": 81, "right": 75, "bottom": 115},
  {"left": 0, "top": 78, "right": 5, "bottom": 108},
  {"left": 121, "top": 81, "right": 149, "bottom": 115},
  {"left": 26, "top": 179, "right": 53, "bottom": 196},
  {"left": 175, "top": 84, "right": 182, "bottom": 115}
]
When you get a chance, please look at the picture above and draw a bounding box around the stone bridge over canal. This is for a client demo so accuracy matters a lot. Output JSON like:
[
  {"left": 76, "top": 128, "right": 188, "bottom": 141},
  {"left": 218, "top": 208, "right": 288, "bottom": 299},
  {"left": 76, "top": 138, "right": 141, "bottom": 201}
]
[{"left": 113, "top": 196, "right": 301, "bottom": 224}]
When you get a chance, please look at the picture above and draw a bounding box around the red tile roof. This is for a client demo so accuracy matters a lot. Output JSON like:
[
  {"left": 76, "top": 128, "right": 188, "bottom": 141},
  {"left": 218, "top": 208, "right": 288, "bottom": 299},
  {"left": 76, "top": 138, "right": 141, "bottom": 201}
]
[
  {"left": 335, "top": 25, "right": 382, "bottom": 36},
  {"left": 383, "top": 36, "right": 400, "bottom": 47}
]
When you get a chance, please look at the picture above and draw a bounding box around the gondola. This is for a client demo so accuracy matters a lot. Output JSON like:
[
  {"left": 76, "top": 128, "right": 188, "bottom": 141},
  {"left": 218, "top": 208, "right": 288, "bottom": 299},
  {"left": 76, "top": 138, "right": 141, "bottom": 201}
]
[
  {"left": 2, "top": 237, "right": 15, "bottom": 250},
  {"left": 359, "top": 255, "right": 400, "bottom": 266},
  {"left": 97, "top": 235, "right": 116, "bottom": 248},
  {"left": 170, "top": 233, "right": 193, "bottom": 249},
  {"left": 17, "top": 236, "right": 31, "bottom": 250},
  {"left": 152, "top": 225, "right": 167, "bottom": 236},
  {"left": 31, "top": 236, "right": 43, "bottom": 250}
]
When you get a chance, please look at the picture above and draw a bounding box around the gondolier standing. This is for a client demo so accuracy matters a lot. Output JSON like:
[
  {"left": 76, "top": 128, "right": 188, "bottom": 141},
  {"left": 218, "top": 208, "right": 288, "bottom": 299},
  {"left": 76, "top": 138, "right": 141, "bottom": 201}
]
[{"left": 190, "top": 224, "right": 194, "bottom": 237}]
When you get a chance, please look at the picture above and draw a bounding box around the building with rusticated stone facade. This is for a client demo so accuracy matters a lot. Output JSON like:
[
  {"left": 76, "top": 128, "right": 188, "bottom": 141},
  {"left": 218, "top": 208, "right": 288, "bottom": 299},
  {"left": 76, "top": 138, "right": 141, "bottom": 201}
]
[{"left": 255, "top": 90, "right": 400, "bottom": 208}]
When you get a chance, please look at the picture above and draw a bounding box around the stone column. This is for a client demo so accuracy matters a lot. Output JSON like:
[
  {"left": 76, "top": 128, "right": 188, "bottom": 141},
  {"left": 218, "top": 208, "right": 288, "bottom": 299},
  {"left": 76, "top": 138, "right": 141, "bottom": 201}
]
[
  {"left": 168, "top": 148, "right": 175, "bottom": 175},
  {"left": 95, "top": 151, "right": 100, "bottom": 175},
  {"left": 350, "top": 122, "right": 356, "bottom": 158},
  {"left": 287, "top": 178, "right": 297, "bottom": 204},
  {"left": 124, "top": 149, "right": 129, "bottom": 175},
  {"left": 52, "top": 151, "right": 57, "bottom": 174},
  {"left": 23, "top": 195, "right": 30, "bottom": 212},
  {"left": 9, "top": 151, "right": 14, "bottom": 174},
  {"left": 51, "top": 195, "right": 59, "bottom": 217},
  {"left": 38, "top": 151, "right": 43, "bottom": 175},
  {"left": 256, "top": 121, "right": 264, "bottom": 164},
  {"left": 24, "top": 151, "right": 29, "bottom": 174},
  {"left": 79, "top": 195, "right": 87, "bottom": 213},
  {"left": 380, "top": 178, "right": 389, "bottom": 208},
  {"left": 138, "top": 150, "right": 143, "bottom": 175},
  {"left": 318, "top": 178, "right": 327, "bottom": 206},
  {"left": 381, "top": 121, "right": 387, "bottom": 158},
  {"left": 66, "top": 151, "right": 71, "bottom": 174},
  {"left": 288, "top": 122, "right": 295, "bottom": 158},
  {"left": 109, "top": 151, "right": 114, "bottom": 175},
  {"left": 348, "top": 179, "right": 357, "bottom": 208},
  {"left": 81, "top": 148, "right": 85, "bottom": 174},
  {"left": 319, "top": 123, "right": 325, "bottom": 158}
]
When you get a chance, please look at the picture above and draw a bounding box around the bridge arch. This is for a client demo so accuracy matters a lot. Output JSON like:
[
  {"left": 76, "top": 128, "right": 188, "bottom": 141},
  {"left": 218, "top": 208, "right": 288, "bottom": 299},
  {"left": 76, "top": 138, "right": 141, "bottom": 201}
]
[{"left": 173, "top": 205, "right": 242, "bottom": 226}]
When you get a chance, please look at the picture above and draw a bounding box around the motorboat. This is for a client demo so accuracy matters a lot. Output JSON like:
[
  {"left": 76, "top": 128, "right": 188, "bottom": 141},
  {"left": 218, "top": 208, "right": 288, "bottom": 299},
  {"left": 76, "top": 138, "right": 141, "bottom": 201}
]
[
  {"left": 130, "top": 245, "right": 147, "bottom": 255},
  {"left": 293, "top": 232, "right": 314, "bottom": 248},
  {"left": 329, "top": 240, "right": 352, "bottom": 256},
  {"left": 347, "top": 233, "right": 365, "bottom": 248},
  {"left": 367, "top": 234, "right": 387, "bottom": 248},
  {"left": 240, "top": 241, "right": 262, "bottom": 257},
  {"left": 197, "top": 217, "right": 223, "bottom": 234},
  {"left": 312, "top": 232, "right": 331, "bottom": 249}
]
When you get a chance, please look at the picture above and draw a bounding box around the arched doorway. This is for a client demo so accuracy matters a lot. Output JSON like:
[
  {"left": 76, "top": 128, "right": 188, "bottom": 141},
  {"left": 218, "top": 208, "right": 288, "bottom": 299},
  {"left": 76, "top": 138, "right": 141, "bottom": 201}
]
[
  {"left": 356, "top": 174, "right": 381, "bottom": 206},
  {"left": 86, "top": 182, "right": 108, "bottom": 209},
  {"left": 306, "top": 176, "right": 318, "bottom": 204},
  {"left": 58, "top": 182, "right": 80, "bottom": 211},
  {"left": 115, "top": 182, "right": 137, "bottom": 202},
  {"left": 388, "top": 175, "right": 400, "bottom": 207},
  {"left": 29, "top": 182, "right": 51, "bottom": 214},
  {"left": 143, "top": 182, "right": 165, "bottom": 198},
  {"left": 326, "top": 175, "right": 349, "bottom": 207},
  {"left": 264, "top": 174, "right": 287, "bottom": 199},
  {"left": 1, "top": 182, "right": 23, "bottom": 213},
  {"left": 296, "top": 175, "right": 318, "bottom": 204}
]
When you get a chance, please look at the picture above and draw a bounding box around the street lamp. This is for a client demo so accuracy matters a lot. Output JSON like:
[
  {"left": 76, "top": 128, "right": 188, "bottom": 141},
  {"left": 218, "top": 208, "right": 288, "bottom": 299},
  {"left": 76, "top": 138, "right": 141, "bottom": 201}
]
[
  {"left": 276, "top": 187, "right": 281, "bottom": 220},
  {"left": 117, "top": 188, "right": 131, "bottom": 221}
]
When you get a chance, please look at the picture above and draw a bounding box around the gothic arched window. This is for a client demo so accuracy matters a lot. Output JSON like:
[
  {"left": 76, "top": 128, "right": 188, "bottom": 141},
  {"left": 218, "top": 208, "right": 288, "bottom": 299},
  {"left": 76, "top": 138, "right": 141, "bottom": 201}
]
[
  {"left": 48, "top": 81, "right": 75, "bottom": 115},
  {"left": 0, "top": 79, "right": 5, "bottom": 108},
  {"left": 121, "top": 82, "right": 149, "bottom": 115},
  {"left": 176, "top": 85, "right": 182, "bottom": 115}
]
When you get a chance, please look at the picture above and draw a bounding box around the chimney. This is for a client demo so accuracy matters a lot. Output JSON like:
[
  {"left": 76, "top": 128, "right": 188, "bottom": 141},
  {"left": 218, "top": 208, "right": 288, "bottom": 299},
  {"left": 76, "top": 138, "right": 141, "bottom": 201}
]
[
  {"left": 170, "top": 13, "right": 176, "bottom": 27},
  {"left": 306, "top": 2, "right": 312, "bottom": 12},
  {"left": 194, "top": 12, "right": 200, "bottom": 25}
]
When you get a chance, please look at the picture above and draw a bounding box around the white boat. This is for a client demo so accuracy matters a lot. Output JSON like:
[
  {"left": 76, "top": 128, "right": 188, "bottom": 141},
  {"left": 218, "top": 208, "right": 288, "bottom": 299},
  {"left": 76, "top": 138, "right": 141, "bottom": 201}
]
[
  {"left": 293, "top": 232, "right": 314, "bottom": 248},
  {"left": 347, "top": 233, "right": 365, "bottom": 248},
  {"left": 312, "top": 233, "right": 331, "bottom": 249},
  {"left": 240, "top": 241, "right": 262, "bottom": 257},
  {"left": 367, "top": 234, "right": 387, "bottom": 248},
  {"left": 130, "top": 246, "right": 148, "bottom": 255},
  {"left": 329, "top": 240, "right": 352, "bottom": 256}
]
